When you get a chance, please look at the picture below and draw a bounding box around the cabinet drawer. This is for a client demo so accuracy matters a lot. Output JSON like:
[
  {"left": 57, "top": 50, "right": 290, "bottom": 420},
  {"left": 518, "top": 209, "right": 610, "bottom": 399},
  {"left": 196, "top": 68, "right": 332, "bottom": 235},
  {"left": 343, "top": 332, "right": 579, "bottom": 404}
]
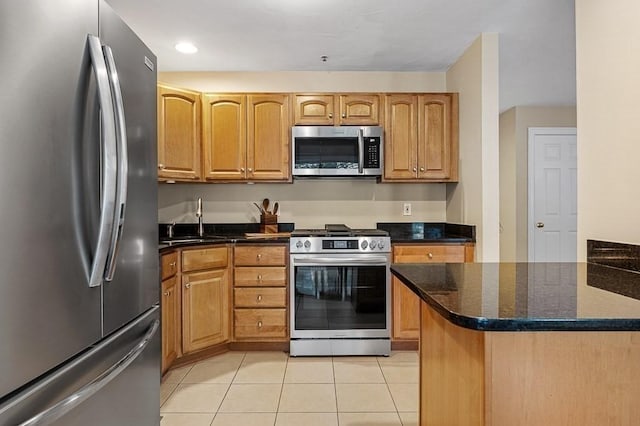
[
  {"left": 393, "top": 245, "right": 465, "bottom": 263},
  {"left": 234, "top": 267, "right": 287, "bottom": 287},
  {"left": 161, "top": 251, "right": 178, "bottom": 280},
  {"left": 182, "top": 246, "right": 228, "bottom": 272},
  {"left": 234, "top": 309, "right": 287, "bottom": 339},
  {"left": 234, "top": 288, "right": 286, "bottom": 308},
  {"left": 234, "top": 245, "right": 286, "bottom": 266}
]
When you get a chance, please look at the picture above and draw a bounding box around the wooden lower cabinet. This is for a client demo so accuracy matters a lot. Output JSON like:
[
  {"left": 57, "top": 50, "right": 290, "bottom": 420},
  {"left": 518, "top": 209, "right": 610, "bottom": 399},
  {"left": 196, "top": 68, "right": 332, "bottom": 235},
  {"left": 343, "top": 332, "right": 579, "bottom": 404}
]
[
  {"left": 392, "top": 243, "right": 473, "bottom": 342},
  {"left": 161, "top": 274, "right": 180, "bottom": 374},
  {"left": 233, "top": 244, "right": 288, "bottom": 342},
  {"left": 182, "top": 265, "right": 230, "bottom": 354},
  {"left": 234, "top": 309, "right": 287, "bottom": 340}
]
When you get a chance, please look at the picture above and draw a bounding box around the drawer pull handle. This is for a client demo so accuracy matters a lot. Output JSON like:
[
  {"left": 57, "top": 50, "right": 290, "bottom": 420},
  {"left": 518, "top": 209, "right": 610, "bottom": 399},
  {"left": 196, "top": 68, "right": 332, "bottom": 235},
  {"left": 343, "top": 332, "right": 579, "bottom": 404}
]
[
  {"left": 257, "top": 295, "right": 263, "bottom": 302},
  {"left": 257, "top": 321, "right": 263, "bottom": 328},
  {"left": 256, "top": 254, "right": 262, "bottom": 261},
  {"left": 170, "top": 261, "right": 176, "bottom": 267},
  {"left": 257, "top": 274, "right": 262, "bottom": 281},
  {"left": 428, "top": 253, "right": 433, "bottom": 259}
]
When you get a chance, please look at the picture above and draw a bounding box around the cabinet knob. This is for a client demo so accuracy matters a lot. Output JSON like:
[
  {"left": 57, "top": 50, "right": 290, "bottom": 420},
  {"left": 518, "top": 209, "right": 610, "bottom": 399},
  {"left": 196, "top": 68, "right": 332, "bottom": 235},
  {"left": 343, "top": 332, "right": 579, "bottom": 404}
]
[
  {"left": 163, "top": 291, "right": 170, "bottom": 296},
  {"left": 342, "top": 113, "right": 346, "bottom": 118},
  {"left": 413, "top": 167, "right": 417, "bottom": 172},
  {"left": 248, "top": 168, "right": 253, "bottom": 173},
  {"left": 428, "top": 253, "right": 433, "bottom": 259},
  {"left": 240, "top": 167, "right": 245, "bottom": 172},
  {"left": 170, "top": 261, "right": 176, "bottom": 267},
  {"left": 185, "top": 282, "right": 190, "bottom": 289},
  {"left": 257, "top": 295, "right": 263, "bottom": 302},
  {"left": 158, "top": 164, "right": 165, "bottom": 170},
  {"left": 257, "top": 274, "right": 262, "bottom": 281},
  {"left": 420, "top": 167, "right": 425, "bottom": 172},
  {"left": 328, "top": 113, "right": 333, "bottom": 119},
  {"left": 256, "top": 254, "right": 262, "bottom": 261},
  {"left": 257, "top": 321, "right": 263, "bottom": 328},
  {"left": 536, "top": 222, "right": 545, "bottom": 228}
]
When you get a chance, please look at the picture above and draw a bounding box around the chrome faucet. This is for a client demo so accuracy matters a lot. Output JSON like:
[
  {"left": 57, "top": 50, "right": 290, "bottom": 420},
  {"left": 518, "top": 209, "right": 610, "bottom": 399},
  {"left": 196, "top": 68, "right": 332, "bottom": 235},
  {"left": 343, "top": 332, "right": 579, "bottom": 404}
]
[{"left": 196, "top": 197, "right": 204, "bottom": 237}]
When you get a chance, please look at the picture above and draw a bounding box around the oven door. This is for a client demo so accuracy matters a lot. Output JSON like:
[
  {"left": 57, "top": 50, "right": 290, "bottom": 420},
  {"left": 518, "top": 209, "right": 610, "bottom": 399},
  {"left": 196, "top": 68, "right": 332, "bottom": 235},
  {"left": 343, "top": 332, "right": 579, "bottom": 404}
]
[{"left": 290, "top": 254, "right": 391, "bottom": 339}]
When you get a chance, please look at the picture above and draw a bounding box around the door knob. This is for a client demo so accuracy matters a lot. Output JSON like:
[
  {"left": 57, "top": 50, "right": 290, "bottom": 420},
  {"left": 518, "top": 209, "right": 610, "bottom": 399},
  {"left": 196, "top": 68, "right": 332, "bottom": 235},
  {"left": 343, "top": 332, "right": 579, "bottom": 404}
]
[{"left": 536, "top": 222, "right": 545, "bottom": 228}]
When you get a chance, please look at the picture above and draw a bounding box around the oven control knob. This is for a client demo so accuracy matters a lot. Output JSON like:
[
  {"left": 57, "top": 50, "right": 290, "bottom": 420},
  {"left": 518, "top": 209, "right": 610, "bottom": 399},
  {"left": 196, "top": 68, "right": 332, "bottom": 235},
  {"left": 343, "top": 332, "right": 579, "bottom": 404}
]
[
  {"left": 369, "top": 240, "right": 377, "bottom": 249},
  {"left": 296, "top": 241, "right": 303, "bottom": 249},
  {"left": 304, "top": 240, "right": 311, "bottom": 249},
  {"left": 378, "top": 240, "right": 385, "bottom": 250},
  {"left": 361, "top": 240, "right": 368, "bottom": 250}
]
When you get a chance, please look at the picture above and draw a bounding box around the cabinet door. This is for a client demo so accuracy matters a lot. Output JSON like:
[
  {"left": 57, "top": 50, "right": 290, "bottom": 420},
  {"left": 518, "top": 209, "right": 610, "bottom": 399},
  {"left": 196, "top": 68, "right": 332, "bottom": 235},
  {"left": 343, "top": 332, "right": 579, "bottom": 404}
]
[
  {"left": 384, "top": 94, "right": 418, "bottom": 180},
  {"left": 182, "top": 268, "right": 229, "bottom": 353},
  {"left": 392, "top": 244, "right": 469, "bottom": 341},
  {"left": 294, "top": 94, "right": 334, "bottom": 125},
  {"left": 161, "top": 275, "right": 179, "bottom": 373},
  {"left": 338, "top": 94, "right": 380, "bottom": 125},
  {"left": 202, "top": 94, "right": 246, "bottom": 180},
  {"left": 247, "top": 94, "right": 291, "bottom": 181},
  {"left": 157, "top": 85, "right": 201, "bottom": 181},
  {"left": 417, "top": 93, "right": 458, "bottom": 181}
]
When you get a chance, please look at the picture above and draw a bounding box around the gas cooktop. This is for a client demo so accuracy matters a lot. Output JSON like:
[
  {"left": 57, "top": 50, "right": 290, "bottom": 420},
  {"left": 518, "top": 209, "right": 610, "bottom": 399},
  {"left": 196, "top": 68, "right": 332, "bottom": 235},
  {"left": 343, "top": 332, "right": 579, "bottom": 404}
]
[{"left": 291, "top": 224, "right": 389, "bottom": 238}]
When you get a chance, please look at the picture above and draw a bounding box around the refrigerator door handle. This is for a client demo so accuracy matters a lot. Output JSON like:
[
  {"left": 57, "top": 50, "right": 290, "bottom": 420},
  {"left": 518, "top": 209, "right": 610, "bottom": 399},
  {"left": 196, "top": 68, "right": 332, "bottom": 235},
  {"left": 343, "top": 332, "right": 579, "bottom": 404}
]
[
  {"left": 18, "top": 319, "right": 159, "bottom": 426},
  {"left": 87, "top": 34, "right": 118, "bottom": 288},
  {"left": 102, "top": 45, "right": 128, "bottom": 282}
]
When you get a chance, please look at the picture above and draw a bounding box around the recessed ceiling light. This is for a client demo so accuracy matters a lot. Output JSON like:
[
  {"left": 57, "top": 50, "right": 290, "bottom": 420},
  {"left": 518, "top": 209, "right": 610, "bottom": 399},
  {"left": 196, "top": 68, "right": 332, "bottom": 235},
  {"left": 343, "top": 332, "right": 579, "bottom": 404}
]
[{"left": 175, "top": 42, "right": 198, "bottom": 54}]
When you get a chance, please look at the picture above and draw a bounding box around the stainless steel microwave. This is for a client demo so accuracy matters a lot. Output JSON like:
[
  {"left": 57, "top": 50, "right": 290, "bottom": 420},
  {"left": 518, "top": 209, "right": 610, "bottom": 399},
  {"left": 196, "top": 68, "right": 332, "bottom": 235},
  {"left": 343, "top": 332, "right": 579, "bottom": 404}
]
[{"left": 292, "top": 126, "right": 384, "bottom": 177}]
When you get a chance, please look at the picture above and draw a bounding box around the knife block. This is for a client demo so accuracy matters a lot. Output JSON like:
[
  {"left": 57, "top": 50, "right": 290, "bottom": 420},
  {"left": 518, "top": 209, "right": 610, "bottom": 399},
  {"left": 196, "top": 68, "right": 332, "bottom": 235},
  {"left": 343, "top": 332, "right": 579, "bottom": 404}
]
[{"left": 260, "top": 213, "right": 278, "bottom": 233}]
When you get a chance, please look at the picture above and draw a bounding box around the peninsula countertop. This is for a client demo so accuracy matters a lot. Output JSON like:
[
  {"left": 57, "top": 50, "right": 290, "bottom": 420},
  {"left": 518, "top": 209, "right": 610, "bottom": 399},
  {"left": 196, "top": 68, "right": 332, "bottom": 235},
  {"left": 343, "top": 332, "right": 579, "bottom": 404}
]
[{"left": 390, "top": 262, "right": 640, "bottom": 331}]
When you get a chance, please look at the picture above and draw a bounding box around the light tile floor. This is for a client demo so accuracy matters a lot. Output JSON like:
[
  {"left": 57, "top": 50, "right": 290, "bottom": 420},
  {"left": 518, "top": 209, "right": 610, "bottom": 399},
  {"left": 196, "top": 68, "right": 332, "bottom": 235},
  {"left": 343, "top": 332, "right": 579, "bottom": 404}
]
[{"left": 161, "top": 351, "right": 418, "bottom": 426}]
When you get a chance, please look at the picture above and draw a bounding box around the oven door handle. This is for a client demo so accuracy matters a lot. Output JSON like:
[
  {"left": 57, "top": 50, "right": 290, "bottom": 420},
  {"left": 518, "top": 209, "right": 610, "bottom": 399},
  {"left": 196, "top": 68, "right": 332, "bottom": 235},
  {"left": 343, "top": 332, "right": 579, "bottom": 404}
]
[{"left": 293, "top": 257, "right": 389, "bottom": 265}]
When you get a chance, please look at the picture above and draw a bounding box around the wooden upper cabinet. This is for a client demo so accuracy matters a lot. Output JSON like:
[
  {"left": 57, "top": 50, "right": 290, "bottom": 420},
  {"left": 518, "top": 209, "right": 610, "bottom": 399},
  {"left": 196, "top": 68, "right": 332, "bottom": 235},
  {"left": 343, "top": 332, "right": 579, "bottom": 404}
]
[
  {"left": 294, "top": 95, "right": 334, "bottom": 125},
  {"left": 383, "top": 93, "right": 458, "bottom": 182},
  {"left": 293, "top": 93, "right": 380, "bottom": 125},
  {"left": 157, "top": 85, "right": 201, "bottom": 181},
  {"left": 202, "top": 94, "right": 246, "bottom": 181},
  {"left": 384, "top": 94, "right": 418, "bottom": 179},
  {"left": 338, "top": 94, "right": 380, "bottom": 125},
  {"left": 247, "top": 94, "right": 291, "bottom": 181},
  {"left": 418, "top": 94, "right": 458, "bottom": 180}
]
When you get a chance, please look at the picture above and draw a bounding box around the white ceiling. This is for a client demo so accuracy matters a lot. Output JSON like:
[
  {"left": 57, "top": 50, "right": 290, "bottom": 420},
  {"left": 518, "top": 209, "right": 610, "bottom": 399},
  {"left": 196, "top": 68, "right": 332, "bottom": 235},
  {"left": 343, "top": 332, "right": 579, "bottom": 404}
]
[{"left": 106, "top": 0, "right": 576, "bottom": 112}]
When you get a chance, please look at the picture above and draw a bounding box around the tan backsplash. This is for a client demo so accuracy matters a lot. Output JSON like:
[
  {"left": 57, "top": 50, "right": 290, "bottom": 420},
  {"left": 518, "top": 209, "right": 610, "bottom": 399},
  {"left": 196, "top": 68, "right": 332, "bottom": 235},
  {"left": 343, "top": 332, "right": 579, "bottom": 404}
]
[{"left": 158, "top": 180, "right": 446, "bottom": 229}]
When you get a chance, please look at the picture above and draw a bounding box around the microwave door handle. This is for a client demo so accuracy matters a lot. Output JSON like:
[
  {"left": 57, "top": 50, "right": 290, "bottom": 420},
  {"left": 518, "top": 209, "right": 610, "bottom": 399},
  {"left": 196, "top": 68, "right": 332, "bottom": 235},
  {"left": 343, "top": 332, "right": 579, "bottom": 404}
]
[{"left": 357, "top": 128, "right": 364, "bottom": 174}]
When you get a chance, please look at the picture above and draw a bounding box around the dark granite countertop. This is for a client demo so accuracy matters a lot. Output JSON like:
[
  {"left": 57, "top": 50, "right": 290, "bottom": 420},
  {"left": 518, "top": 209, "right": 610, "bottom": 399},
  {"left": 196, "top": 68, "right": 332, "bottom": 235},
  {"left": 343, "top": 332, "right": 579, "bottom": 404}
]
[
  {"left": 158, "top": 222, "right": 294, "bottom": 252},
  {"left": 391, "top": 262, "right": 640, "bottom": 331},
  {"left": 377, "top": 222, "right": 475, "bottom": 243}
]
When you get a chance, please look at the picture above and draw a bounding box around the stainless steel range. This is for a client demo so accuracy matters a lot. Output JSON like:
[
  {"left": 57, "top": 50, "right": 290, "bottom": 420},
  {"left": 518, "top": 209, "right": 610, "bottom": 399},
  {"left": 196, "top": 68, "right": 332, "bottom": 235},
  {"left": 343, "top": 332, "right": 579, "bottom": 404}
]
[{"left": 290, "top": 224, "right": 391, "bottom": 356}]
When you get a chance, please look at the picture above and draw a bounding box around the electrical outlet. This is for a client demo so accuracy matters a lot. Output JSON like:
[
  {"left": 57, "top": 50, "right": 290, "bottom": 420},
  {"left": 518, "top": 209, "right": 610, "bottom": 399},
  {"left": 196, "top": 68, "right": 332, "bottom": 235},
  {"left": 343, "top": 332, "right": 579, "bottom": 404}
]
[{"left": 403, "top": 203, "right": 412, "bottom": 216}]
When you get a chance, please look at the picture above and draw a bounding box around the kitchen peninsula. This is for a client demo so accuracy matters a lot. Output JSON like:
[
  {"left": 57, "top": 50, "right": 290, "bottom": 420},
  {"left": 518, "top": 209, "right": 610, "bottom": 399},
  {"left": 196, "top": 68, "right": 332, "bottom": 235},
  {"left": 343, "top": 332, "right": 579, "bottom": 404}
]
[{"left": 391, "top": 244, "right": 640, "bottom": 425}]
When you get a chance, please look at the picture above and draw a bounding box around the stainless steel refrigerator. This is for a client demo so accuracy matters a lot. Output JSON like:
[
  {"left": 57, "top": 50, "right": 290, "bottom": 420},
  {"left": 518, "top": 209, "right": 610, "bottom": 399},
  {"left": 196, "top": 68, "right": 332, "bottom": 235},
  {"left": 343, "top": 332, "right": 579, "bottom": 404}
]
[{"left": 0, "top": 1, "right": 160, "bottom": 424}]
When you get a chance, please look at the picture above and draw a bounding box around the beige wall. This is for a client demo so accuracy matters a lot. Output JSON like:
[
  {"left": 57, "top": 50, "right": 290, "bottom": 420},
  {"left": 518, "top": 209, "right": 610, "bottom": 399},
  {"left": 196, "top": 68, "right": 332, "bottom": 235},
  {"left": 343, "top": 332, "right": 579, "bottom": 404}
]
[
  {"left": 446, "top": 33, "right": 500, "bottom": 261},
  {"left": 576, "top": 0, "right": 640, "bottom": 260},
  {"left": 159, "top": 71, "right": 446, "bottom": 93},
  {"left": 499, "top": 106, "right": 577, "bottom": 262},
  {"left": 157, "top": 71, "right": 449, "bottom": 228},
  {"left": 158, "top": 181, "right": 446, "bottom": 228}
]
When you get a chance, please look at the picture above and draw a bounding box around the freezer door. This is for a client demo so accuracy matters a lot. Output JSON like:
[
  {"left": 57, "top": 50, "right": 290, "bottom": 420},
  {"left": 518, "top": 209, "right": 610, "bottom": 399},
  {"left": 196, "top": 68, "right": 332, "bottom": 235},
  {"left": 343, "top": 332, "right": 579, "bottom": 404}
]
[
  {"left": 0, "top": 307, "right": 160, "bottom": 425},
  {"left": 0, "top": 1, "right": 103, "bottom": 398},
  {"left": 98, "top": 2, "right": 160, "bottom": 336}
]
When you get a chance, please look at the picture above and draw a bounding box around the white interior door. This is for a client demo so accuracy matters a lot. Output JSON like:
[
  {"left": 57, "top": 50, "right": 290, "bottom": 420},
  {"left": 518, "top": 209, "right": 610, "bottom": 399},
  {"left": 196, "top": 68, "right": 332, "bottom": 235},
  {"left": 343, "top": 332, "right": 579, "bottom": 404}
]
[{"left": 528, "top": 127, "right": 577, "bottom": 262}]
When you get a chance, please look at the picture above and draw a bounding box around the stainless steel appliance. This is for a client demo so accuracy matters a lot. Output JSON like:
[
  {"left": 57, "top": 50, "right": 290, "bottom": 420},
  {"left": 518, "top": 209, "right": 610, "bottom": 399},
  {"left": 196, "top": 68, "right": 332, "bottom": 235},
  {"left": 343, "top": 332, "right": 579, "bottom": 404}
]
[
  {"left": 0, "top": 1, "right": 159, "bottom": 424},
  {"left": 292, "top": 126, "right": 384, "bottom": 177},
  {"left": 290, "top": 225, "right": 391, "bottom": 356}
]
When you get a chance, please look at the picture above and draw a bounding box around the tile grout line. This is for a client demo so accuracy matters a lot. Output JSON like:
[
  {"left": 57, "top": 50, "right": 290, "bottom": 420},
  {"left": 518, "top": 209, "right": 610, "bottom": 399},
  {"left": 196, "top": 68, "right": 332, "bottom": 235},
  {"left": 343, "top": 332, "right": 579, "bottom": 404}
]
[
  {"left": 210, "top": 351, "right": 247, "bottom": 425},
  {"left": 378, "top": 356, "right": 404, "bottom": 424},
  {"left": 273, "top": 356, "right": 290, "bottom": 426}
]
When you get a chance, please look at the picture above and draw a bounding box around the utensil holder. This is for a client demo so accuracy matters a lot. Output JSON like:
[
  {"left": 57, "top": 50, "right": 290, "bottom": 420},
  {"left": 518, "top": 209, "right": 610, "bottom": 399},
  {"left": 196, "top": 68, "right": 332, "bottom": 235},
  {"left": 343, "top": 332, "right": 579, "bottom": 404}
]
[{"left": 260, "top": 213, "right": 278, "bottom": 233}]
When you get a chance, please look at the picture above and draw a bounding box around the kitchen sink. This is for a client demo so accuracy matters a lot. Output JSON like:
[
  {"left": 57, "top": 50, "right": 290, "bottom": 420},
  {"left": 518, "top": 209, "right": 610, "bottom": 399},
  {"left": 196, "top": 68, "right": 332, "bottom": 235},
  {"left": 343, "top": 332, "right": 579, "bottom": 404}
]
[{"left": 159, "top": 236, "right": 228, "bottom": 244}]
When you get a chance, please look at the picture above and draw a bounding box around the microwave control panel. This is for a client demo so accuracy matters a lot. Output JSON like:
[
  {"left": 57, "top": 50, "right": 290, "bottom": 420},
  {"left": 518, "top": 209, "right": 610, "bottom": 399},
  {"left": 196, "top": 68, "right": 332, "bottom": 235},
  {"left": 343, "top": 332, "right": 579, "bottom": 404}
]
[{"left": 364, "top": 138, "right": 381, "bottom": 168}]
